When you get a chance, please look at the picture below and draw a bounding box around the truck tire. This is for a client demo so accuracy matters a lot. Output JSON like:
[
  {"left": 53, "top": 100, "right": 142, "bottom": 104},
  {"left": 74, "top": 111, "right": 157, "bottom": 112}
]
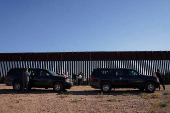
[
  {"left": 13, "top": 81, "right": 22, "bottom": 91},
  {"left": 145, "top": 82, "right": 156, "bottom": 93},
  {"left": 53, "top": 82, "right": 63, "bottom": 92},
  {"left": 101, "top": 82, "right": 111, "bottom": 93}
]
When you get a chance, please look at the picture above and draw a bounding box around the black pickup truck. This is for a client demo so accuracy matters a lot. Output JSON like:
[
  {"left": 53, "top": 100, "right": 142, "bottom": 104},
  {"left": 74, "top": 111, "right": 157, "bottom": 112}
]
[{"left": 4, "top": 68, "right": 73, "bottom": 92}]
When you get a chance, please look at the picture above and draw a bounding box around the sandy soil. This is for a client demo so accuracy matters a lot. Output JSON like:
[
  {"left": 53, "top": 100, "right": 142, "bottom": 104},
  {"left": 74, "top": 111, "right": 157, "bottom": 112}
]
[{"left": 0, "top": 84, "right": 170, "bottom": 113}]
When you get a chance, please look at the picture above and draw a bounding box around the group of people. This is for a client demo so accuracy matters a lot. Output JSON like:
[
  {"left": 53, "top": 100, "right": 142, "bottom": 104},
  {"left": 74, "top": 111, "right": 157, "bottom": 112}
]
[
  {"left": 56, "top": 71, "right": 87, "bottom": 85},
  {"left": 72, "top": 72, "right": 86, "bottom": 85},
  {"left": 56, "top": 70, "right": 87, "bottom": 85}
]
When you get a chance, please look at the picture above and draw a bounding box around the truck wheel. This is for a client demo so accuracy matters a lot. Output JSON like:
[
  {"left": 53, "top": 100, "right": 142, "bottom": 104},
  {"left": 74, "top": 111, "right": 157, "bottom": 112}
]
[
  {"left": 53, "top": 82, "right": 63, "bottom": 92},
  {"left": 13, "top": 81, "right": 22, "bottom": 91},
  {"left": 101, "top": 82, "right": 111, "bottom": 93},
  {"left": 145, "top": 82, "right": 155, "bottom": 93}
]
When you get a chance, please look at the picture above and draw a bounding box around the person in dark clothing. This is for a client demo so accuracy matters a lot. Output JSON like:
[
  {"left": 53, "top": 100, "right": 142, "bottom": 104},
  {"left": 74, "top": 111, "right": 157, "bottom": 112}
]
[
  {"left": 78, "top": 72, "right": 82, "bottom": 85},
  {"left": 72, "top": 73, "right": 77, "bottom": 80},
  {"left": 22, "top": 69, "right": 30, "bottom": 93},
  {"left": 156, "top": 69, "right": 165, "bottom": 90},
  {"left": 72, "top": 73, "right": 77, "bottom": 85}
]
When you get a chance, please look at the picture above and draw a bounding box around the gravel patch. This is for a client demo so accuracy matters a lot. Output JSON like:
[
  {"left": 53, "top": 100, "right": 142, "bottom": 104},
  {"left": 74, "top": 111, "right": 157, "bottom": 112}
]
[{"left": 0, "top": 84, "right": 170, "bottom": 113}]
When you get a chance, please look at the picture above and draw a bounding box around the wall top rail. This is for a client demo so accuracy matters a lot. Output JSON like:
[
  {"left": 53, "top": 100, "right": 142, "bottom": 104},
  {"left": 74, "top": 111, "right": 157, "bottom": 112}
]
[{"left": 0, "top": 51, "right": 169, "bottom": 61}]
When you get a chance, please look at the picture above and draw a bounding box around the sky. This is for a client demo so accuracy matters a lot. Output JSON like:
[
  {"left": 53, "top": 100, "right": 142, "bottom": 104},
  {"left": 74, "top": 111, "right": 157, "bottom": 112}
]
[{"left": 0, "top": 0, "right": 170, "bottom": 53}]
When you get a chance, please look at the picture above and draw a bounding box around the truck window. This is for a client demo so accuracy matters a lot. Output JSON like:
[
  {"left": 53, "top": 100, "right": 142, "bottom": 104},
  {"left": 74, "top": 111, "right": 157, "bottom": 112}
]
[
  {"left": 40, "top": 70, "right": 48, "bottom": 77},
  {"left": 100, "top": 70, "right": 113, "bottom": 75},
  {"left": 29, "top": 70, "right": 36, "bottom": 76},
  {"left": 115, "top": 70, "right": 124, "bottom": 76},
  {"left": 128, "top": 70, "right": 138, "bottom": 76}
]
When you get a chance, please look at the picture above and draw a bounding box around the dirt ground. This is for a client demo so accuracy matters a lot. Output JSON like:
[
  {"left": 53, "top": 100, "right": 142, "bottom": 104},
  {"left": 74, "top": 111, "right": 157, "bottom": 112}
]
[{"left": 0, "top": 84, "right": 170, "bottom": 113}]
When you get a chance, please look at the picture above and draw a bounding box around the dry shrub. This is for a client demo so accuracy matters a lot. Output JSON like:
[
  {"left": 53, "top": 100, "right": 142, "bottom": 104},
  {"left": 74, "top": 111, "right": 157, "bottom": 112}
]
[
  {"left": 118, "top": 99, "right": 124, "bottom": 102},
  {"left": 148, "top": 109, "right": 158, "bottom": 113},
  {"left": 97, "top": 92, "right": 104, "bottom": 98},
  {"left": 151, "top": 101, "right": 160, "bottom": 108},
  {"left": 107, "top": 98, "right": 117, "bottom": 102},
  {"left": 163, "top": 92, "right": 170, "bottom": 95},
  {"left": 58, "top": 92, "right": 72, "bottom": 98},
  {"left": 159, "top": 102, "right": 167, "bottom": 107},
  {"left": 140, "top": 93, "right": 160, "bottom": 99},
  {"left": 123, "top": 93, "right": 130, "bottom": 96},
  {"left": 151, "top": 93, "right": 161, "bottom": 99},
  {"left": 73, "top": 98, "right": 80, "bottom": 102},
  {"left": 168, "top": 97, "right": 170, "bottom": 103},
  {"left": 151, "top": 101, "right": 167, "bottom": 108},
  {"left": 58, "top": 94, "right": 67, "bottom": 98},
  {"left": 148, "top": 109, "right": 166, "bottom": 113},
  {"left": 139, "top": 93, "right": 151, "bottom": 99}
]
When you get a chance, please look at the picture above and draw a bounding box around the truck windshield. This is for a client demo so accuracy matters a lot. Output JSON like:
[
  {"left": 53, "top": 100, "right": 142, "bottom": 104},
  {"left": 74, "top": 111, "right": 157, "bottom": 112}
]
[{"left": 47, "top": 70, "right": 57, "bottom": 76}]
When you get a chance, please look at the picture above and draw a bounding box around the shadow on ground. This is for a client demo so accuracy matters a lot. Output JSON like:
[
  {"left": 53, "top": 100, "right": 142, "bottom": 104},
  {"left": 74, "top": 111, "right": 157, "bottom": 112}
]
[
  {"left": 0, "top": 88, "right": 149, "bottom": 95},
  {"left": 0, "top": 89, "right": 55, "bottom": 94},
  {"left": 61, "top": 89, "right": 149, "bottom": 96}
]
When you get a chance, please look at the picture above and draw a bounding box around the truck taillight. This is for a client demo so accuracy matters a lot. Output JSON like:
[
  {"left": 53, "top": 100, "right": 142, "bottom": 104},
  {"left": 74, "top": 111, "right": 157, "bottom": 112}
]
[
  {"left": 90, "top": 75, "right": 93, "bottom": 81},
  {"left": 5, "top": 75, "right": 7, "bottom": 80}
]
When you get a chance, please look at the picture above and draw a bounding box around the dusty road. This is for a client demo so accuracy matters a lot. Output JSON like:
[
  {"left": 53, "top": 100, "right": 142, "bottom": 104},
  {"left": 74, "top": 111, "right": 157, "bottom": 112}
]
[{"left": 0, "top": 84, "right": 170, "bottom": 113}]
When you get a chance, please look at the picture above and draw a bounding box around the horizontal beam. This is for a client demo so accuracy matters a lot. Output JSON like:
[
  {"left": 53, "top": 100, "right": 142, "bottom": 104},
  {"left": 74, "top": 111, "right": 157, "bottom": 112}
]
[{"left": 0, "top": 51, "right": 170, "bottom": 61}]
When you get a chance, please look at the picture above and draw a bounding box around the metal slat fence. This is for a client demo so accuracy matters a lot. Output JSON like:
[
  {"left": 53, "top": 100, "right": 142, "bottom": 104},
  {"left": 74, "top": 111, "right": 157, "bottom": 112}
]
[{"left": 0, "top": 51, "right": 170, "bottom": 84}]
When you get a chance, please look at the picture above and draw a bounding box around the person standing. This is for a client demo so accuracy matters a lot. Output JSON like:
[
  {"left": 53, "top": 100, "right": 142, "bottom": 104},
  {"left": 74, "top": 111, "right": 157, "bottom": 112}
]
[
  {"left": 22, "top": 69, "right": 30, "bottom": 93},
  {"left": 83, "top": 73, "right": 86, "bottom": 85},
  {"left": 78, "top": 72, "right": 82, "bottom": 85},
  {"left": 156, "top": 69, "right": 165, "bottom": 90},
  {"left": 72, "top": 73, "right": 77, "bottom": 85}
]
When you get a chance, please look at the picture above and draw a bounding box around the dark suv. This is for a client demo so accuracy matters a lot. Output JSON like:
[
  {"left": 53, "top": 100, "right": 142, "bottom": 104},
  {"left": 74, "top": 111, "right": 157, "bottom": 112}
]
[
  {"left": 4, "top": 68, "right": 73, "bottom": 92},
  {"left": 90, "top": 68, "right": 160, "bottom": 93}
]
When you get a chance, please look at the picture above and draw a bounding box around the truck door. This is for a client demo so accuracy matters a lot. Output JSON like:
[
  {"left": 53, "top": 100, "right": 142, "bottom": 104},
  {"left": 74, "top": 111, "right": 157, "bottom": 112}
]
[
  {"left": 112, "top": 69, "right": 128, "bottom": 88},
  {"left": 28, "top": 69, "right": 37, "bottom": 86},
  {"left": 127, "top": 69, "right": 143, "bottom": 88},
  {"left": 33, "top": 70, "right": 52, "bottom": 87}
]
